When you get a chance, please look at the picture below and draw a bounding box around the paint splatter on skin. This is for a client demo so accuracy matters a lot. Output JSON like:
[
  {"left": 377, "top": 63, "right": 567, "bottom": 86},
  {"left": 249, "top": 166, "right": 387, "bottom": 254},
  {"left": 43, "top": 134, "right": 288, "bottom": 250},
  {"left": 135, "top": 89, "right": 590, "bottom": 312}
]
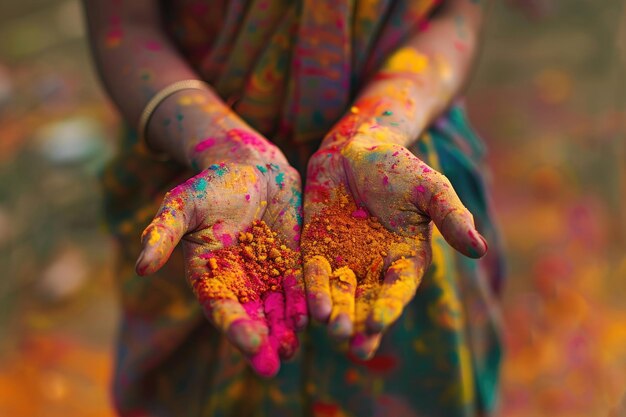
[
  {"left": 302, "top": 129, "right": 488, "bottom": 360},
  {"left": 136, "top": 160, "right": 306, "bottom": 377}
]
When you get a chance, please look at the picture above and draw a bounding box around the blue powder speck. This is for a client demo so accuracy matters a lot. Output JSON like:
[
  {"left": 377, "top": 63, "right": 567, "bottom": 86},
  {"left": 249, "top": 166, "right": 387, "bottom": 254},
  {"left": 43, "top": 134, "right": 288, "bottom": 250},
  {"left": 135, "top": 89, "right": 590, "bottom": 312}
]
[
  {"left": 275, "top": 172, "right": 285, "bottom": 189},
  {"left": 195, "top": 178, "right": 207, "bottom": 192}
]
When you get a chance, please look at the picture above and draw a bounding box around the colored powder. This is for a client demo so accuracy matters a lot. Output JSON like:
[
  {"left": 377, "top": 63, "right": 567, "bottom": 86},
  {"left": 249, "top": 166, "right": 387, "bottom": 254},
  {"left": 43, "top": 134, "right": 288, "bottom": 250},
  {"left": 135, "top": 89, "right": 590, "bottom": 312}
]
[
  {"left": 194, "top": 138, "right": 216, "bottom": 153},
  {"left": 302, "top": 187, "right": 404, "bottom": 283},
  {"left": 191, "top": 220, "right": 299, "bottom": 304},
  {"left": 194, "top": 178, "right": 208, "bottom": 192},
  {"left": 385, "top": 47, "right": 429, "bottom": 74},
  {"left": 208, "top": 163, "right": 227, "bottom": 177},
  {"left": 275, "top": 171, "right": 285, "bottom": 189}
]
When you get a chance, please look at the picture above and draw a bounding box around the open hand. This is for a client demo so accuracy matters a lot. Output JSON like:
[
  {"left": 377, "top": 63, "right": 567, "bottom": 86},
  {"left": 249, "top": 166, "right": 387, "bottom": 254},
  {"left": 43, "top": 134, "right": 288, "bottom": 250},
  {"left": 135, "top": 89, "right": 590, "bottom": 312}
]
[
  {"left": 302, "top": 134, "right": 487, "bottom": 360},
  {"left": 136, "top": 158, "right": 306, "bottom": 377}
]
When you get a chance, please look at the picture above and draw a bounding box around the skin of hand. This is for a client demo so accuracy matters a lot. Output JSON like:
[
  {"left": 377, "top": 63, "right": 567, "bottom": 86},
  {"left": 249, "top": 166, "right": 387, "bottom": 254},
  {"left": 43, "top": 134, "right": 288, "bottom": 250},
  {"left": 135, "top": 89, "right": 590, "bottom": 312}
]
[
  {"left": 299, "top": 0, "right": 490, "bottom": 360},
  {"left": 302, "top": 124, "right": 488, "bottom": 360},
  {"left": 135, "top": 136, "right": 307, "bottom": 378}
]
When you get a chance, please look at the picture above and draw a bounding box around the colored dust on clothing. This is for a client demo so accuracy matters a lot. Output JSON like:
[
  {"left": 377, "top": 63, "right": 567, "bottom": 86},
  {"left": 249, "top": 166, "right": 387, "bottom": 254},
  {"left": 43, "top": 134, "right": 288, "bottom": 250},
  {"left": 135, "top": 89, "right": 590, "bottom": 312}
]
[{"left": 192, "top": 220, "right": 298, "bottom": 304}]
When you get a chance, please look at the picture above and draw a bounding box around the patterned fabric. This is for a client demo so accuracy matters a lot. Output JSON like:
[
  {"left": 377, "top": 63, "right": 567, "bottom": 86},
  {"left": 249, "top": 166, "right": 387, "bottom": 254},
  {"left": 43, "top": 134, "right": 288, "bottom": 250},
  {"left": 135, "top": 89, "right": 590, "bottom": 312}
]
[{"left": 103, "top": 1, "right": 504, "bottom": 416}]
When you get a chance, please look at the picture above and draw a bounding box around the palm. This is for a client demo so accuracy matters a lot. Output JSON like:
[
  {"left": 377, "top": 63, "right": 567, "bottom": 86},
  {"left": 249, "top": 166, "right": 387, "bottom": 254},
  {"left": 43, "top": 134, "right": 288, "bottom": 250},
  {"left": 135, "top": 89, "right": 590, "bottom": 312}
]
[
  {"left": 136, "top": 162, "right": 306, "bottom": 377},
  {"left": 302, "top": 139, "right": 487, "bottom": 359}
]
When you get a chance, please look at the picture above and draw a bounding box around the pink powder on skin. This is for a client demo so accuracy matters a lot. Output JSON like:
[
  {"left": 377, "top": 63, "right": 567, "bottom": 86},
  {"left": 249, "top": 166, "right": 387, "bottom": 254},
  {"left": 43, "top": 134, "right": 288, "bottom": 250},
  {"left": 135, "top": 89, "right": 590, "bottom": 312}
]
[
  {"left": 211, "top": 221, "right": 233, "bottom": 247},
  {"left": 351, "top": 208, "right": 369, "bottom": 219},
  {"left": 283, "top": 272, "right": 308, "bottom": 330},
  {"left": 194, "top": 138, "right": 216, "bottom": 153},
  {"left": 220, "top": 233, "right": 233, "bottom": 247},
  {"left": 242, "top": 298, "right": 281, "bottom": 377}
]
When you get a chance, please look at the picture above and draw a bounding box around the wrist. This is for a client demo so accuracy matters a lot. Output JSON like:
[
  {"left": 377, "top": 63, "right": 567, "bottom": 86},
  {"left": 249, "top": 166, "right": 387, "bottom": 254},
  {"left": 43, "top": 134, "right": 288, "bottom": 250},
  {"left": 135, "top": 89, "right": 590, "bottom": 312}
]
[
  {"left": 190, "top": 128, "right": 288, "bottom": 171},
  {"left": 319, "top": 116, "right": 410, "bottom": 152},
  {"left": 319, "top": 92, "right": 428, "bottom": 152}
]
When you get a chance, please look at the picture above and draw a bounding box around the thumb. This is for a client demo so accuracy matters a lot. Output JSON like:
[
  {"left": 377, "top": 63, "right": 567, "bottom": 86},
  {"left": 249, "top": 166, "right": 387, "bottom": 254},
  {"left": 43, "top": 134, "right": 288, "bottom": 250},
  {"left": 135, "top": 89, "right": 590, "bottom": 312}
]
[
  {"left": 136, "top": 184, "right": 195, "bottom": 276},
  {"left": 412, "top": 168, "right": 487, "bottom": 259}
]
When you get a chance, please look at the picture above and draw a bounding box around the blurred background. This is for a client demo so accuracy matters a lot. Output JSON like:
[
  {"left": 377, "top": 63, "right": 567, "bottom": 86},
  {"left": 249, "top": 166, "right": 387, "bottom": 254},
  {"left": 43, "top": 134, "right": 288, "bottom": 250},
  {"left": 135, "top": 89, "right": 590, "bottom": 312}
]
[{"left": 0, "top": 0, "right": 625, "bottom": 416}]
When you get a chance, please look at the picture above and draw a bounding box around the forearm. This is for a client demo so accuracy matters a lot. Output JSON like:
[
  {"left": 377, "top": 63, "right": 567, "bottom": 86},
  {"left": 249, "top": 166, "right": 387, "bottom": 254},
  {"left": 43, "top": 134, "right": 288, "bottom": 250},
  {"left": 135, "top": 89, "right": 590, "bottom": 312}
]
[
  {"left": 321, "top": 0, "right": 489, "bottom": 150},
  {"left": 83, "top": 0, "right": 275, "bottom": 168}
]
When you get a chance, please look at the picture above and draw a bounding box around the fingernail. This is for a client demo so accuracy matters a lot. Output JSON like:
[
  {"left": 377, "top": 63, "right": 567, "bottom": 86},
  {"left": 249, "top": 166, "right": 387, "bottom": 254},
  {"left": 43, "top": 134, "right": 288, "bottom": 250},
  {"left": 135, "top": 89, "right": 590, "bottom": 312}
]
[
  {"left": 135, "top": 251, "right": 147, "bottom": 275},
  {"left": 467, "top": 230, "right": 488, "bottom": 258},
  {"left": 478, "top": 234, "right": 488, "bottom": 253}
]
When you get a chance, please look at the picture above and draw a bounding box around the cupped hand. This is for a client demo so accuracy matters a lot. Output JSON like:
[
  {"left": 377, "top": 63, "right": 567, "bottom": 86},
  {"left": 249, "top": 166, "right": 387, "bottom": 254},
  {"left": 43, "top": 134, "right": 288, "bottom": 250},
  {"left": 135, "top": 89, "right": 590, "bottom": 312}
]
[
  {"left": 135, "top": 157, "right": 306, "bottom": 377},
  {"left": 302, "top": 134, "right": 487, "bottom": 360}
]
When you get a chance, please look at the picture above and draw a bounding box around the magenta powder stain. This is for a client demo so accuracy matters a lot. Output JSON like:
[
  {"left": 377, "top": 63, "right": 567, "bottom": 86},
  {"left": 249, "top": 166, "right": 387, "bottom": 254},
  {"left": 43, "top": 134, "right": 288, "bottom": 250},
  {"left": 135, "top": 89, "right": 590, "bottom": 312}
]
[
  {"left": 382, "top": 175, "right": 389, "bottom": 185},
  {"left": 194, "top": 138, "right": 216, "bottom": 153},
  {"left": 220, "top": 234, "right": 233, "bottom": 247},
  {"left": 416, "top": 185, "right": 426, "bottom": 193},
  {"left": 245, "top": 194, "right": 251, "bottom": 201},
  {"left": 351, "top": 208, "right": 369, "bottom": 219}
]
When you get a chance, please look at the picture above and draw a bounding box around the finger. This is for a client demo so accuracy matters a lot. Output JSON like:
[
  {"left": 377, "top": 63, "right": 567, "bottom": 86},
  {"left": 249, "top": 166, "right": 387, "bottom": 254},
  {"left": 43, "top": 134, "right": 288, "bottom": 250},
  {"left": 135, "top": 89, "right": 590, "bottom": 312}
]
[
  {"left": 136, "top": 185, "right": 192, "bottom": 275},
  {"left": 244, "top": 298, "right": 281, "bottom": 377},
  {"left": 265, "top": 168, "right": 308, "bottom": 331},
  {"left": 284, "top": 269, "right": 308, "bottom": 331},
  {"left": 413, "top": 168, "right": 487, "bottom": 258},
  {"left": 350, "top": 332, "right": 383, "bottom": 361},
  {"left": 350, "top": 258, "right": 383, "bottom": 360},
  {"left": 263, "top": 291, "right": 299, "bottom": 360},
  {"left": 367, "top": 256, "right": 425, "bottom": 334},
  {"left": 353, "top": 256, "right": 384, "bottom": 333},
  {"left": 328, "top": 267, "right": 357, "bottom": 340},
  {"left": 303, "top": 255, "right": 332, "bottom": 322},
  {"left": 194, "top": 277, "right": 268, "bottom": 356}
]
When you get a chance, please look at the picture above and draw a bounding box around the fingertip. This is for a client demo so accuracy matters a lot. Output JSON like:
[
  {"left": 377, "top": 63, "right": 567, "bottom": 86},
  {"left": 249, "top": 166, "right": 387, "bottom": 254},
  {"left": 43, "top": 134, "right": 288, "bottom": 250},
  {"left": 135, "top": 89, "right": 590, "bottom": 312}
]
[
  {"left": 227, "top": 319, "right": 266, "bottom": 355},
  {"left": 249, "top": 344, "right": 280, "bottom": 378},
  {"left": 283, "top": 272, "right": 309, "bottom": 331},
  {"left": 349, "top": 333, "right": 382, "bottom": 361},
  {"left": 135, "top": 251, "right": 147, "bottom": 276},
  {"left": 438, "top": 211, "right": 488, "bottom": 259},
  {"left": 366, "top": 316, "right": 385, "bottom": 334},
  {"left": 291, "top": 312, "right": 309, "bottom": 332},
  {"left": 135, "top": 250, "right": 159, "bottom": 276},
  {"left": 308, "top": 294, "right": 332, "bottom": 323},
  {"left": 277, "top": 329, "right": 299, "bottom": 359},
  {"left": 466, "top": 229, "right": 488, "bottom": 259},
  {"left": 328, "top": 313, "right": 353, "bottom": 341}
]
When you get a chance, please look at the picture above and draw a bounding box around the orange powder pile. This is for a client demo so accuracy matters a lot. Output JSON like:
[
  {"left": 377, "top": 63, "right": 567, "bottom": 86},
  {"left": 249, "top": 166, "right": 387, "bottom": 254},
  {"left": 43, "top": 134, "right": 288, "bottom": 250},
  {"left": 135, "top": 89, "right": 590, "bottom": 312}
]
[
  {"left": 194, "top": 220, "right": 298, "bottom": 304},
  {"left": 301, "top": 188, "right": 404, "bottom": 282}
]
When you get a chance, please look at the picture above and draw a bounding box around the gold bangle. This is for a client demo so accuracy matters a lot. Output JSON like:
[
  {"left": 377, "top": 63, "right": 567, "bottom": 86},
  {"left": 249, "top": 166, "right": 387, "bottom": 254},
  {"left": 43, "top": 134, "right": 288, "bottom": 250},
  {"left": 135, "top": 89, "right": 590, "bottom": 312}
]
[{"left": 137, "top": 79, "right": 209, "bottom": 160}]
